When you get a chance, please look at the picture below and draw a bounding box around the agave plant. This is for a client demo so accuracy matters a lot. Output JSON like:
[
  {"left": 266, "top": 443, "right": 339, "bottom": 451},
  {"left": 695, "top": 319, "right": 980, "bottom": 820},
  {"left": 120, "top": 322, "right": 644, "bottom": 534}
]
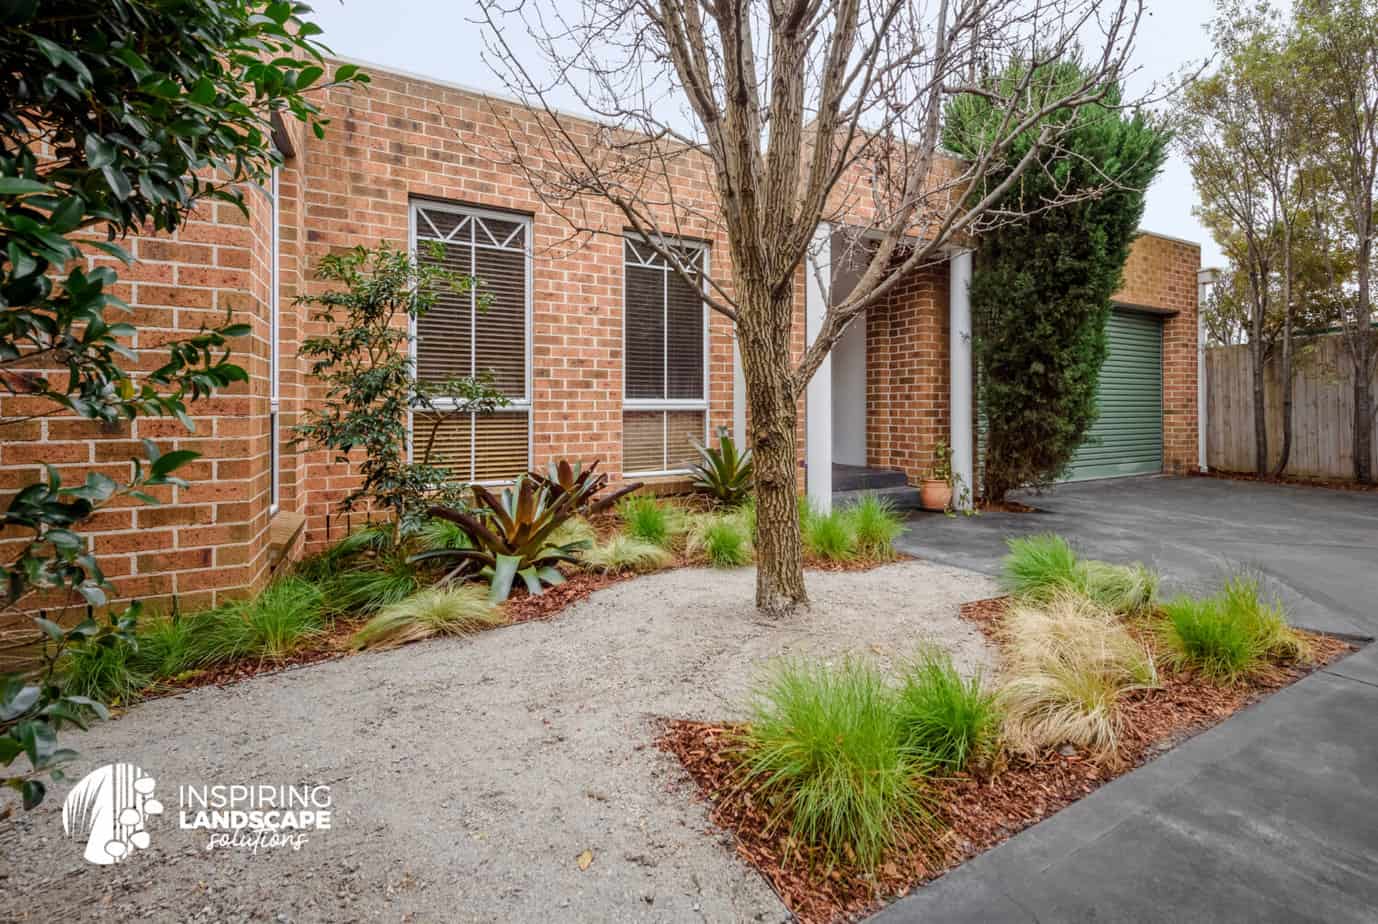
[
  {"left": 412, "top": 477, "right": 593, "bottom": 602},
  {"left": 529, "top": 458, "right": 642, "bottom": 515},
  {"left": 690, "top": 430, "right": 753, "bottom": 506}
]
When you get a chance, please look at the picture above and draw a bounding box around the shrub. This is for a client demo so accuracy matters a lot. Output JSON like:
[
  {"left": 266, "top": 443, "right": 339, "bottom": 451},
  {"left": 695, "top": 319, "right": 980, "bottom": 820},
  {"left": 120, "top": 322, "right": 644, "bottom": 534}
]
[
  {"left": 801, "top": 503, "right": 857, "bottom": 561},
  {"left": 582, "top": 534, "right": 674, "bottom": 574},
  {"left": 742, "top": 658, "right": 934, "bottom": 870},
  {"left": 999, "top": 594, "right": 1157, "bottom": 759},
  {"left": 1159, "top": 576, "right": 1309, "bottom": 683},
  {"left": 896, "top": 647, "right": 1000, "bottom": 771},
  {"left": 689, "top": 430, "right": 754, "bottom": 506},
  {"left": 843, "top": 495, "right": 903, "bottom": 561},
  {"left": 351, "top": 586, "right": 504, "bottom": 650},
  {"left": 198, "top": 577, "right": 325, "bottom": 663},
  {"left": 617, "top": 494, "right": 675, "bottom": 547},
  {"left": 691, "top": 515, "right": 753, "bottom": 568},
  {"left": 1002, "top": 534, "right": 1157, "bottom": 615}
]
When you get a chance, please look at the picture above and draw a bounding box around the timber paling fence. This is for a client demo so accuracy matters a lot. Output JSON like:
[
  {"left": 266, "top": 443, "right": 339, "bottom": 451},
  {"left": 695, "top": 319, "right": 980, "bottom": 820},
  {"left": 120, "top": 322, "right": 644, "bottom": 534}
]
[{"left": 1206, "top": 333, "right": 1378, "bottom": 481}]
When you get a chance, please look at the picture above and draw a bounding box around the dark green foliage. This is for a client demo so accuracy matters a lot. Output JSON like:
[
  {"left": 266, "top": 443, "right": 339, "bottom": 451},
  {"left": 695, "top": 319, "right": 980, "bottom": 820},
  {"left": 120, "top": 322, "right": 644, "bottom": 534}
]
[
  {"left": 690, "top": 430, "right": 754, "bottom": 506},
  {"left": 0, "top": 0, "right": 363, "bottom": 808},
  {"left": 415, "top": 478, "right": 592, "bottom": 602},
  {"left": 293, "top": 244, "right": 507, "bottom": 538},
  {"left": 529, "top": 458, "right": 641, "bottom": 515},
  {"left": 896, "top": 648, "right": 1000, "bottom": 770},
  {"left": 945, "top": 61, "right": 1170, "bottom": 501}
]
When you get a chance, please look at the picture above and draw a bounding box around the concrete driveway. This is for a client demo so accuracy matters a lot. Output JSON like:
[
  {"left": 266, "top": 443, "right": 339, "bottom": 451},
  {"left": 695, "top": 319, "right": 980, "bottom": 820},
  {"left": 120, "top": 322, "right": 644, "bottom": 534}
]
[
  {"left": 896, "top": 474, "right": 1378, "bottom": 638},
  {"left": 881, "top": 475, "right": 1378, "bottom": 924}
]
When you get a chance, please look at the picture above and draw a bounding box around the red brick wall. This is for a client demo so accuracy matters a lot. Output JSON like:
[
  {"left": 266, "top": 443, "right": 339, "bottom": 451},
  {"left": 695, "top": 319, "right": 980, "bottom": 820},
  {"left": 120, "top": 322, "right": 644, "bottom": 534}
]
[{"left": 863, "top": 263, "right": 950, "bottom": 484}]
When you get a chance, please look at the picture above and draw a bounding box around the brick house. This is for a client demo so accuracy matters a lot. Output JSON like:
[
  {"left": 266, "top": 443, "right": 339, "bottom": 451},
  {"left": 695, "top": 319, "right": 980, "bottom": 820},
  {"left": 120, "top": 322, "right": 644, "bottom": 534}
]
[{"left": 2, "top": 59, "right": 1202, "bottom": 616}]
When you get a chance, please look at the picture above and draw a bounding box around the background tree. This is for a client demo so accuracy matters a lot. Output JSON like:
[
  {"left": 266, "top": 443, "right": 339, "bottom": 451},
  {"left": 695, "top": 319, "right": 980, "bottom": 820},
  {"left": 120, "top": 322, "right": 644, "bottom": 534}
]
[
  {"left": 0, "top": 0, "right": 365, "bottom": 808},
  {"left": 1294, "top": 0, "right": 1378, "bottom": 483},
  {"left": 945, "top": 62, "right": 1169, "bottom": 502},
  {"left": 1180, "top": 1, "right": 1303, "bottom": 476},
  {"left": 477, "top": 0, "right": 1148, "bottom": 616},
  {"left": 293, "top": 243, "right": 508, "bottom": 546}
]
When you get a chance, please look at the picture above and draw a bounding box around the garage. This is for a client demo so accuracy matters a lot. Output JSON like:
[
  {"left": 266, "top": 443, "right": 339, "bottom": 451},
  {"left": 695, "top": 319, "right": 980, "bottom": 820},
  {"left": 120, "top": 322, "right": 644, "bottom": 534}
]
[{"left": 1063, "top": 307, "right": 1164, "bottom": 481}]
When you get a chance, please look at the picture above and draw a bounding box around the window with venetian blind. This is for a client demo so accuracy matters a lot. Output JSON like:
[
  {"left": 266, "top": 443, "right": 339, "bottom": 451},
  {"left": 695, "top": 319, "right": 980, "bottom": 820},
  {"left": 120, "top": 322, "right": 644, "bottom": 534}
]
[
  {"left": 412, "top": 202, "right": 530, "bottom": 482},
  {"left": 622, "top": 237, "right": 707, "bottom": 474}
]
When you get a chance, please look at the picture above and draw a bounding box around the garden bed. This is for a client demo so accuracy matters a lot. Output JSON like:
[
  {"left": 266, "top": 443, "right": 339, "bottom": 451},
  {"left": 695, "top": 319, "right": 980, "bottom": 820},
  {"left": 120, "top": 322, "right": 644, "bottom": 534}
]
[{"left": 657, "top": 595, "right": 1355, "bottom": 924}]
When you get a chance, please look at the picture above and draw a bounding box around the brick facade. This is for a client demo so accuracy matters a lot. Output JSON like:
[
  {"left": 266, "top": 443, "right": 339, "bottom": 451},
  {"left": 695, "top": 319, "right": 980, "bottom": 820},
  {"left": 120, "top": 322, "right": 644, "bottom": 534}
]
[{"left": 0, "top": 61, "right": 1200, "bottom": 621}]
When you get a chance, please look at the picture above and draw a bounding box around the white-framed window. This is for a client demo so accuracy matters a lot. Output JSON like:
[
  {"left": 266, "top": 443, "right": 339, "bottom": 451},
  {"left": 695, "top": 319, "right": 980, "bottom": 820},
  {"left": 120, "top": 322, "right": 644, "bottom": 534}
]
[
  {"left": 410, "top": 200, "right": 532, "bottom": 482},
  {"left": 622, "top": 236, "right": 709, "bottom": 475}
]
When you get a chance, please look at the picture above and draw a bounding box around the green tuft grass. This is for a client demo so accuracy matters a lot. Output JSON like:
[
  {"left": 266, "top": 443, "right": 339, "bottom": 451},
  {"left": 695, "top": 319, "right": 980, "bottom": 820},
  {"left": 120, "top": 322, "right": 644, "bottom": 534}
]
[
  {"left": 351, "top": 586, "right": 504, "bottom": 650},
  {"left": 1159, "top": 576, "right": 1310, "bottom": 683},
  {"left": 582, "top": 533, "right": 674, "bottom": 574},
  {"left": 742, "top": 657, "right": 935, "bottom": 870},
  {"left": 197, "top": 577, "right": 325, "bottom": 663},
  {"left": 415, "top": 517, "right": 471, "bottom": 552},
  {"left": 59, "top": 637, "right": 152, "bottom": 705},
  {"left": 545, "top": 515, "right": 597, "bottom": 552},
  {"left": 842, "top": 495, "right": 903, "bottom": 561},
  {"left": 134, "top": 611, "right": 214, "bottom": 679},
  {"left": 617, "top": 495, "right": 677, "bottom": 547},
  {"left": 695, "top": 515, "right": 753, "bottom": 567},
  {"left": 1002, "top": 534, "right": 1158, "bottom": 615},
  {"left": 295, "top": 524, "right": 393, "bottom": 582},
  {"left": 801, "top": 499, "right": 857, "bottom": 561},
  {"left": 325, "top": 554, "right": 420, "bottom": 616},
  {"left": 896, "top": 647, "right": 1000, "bottom": 771}
]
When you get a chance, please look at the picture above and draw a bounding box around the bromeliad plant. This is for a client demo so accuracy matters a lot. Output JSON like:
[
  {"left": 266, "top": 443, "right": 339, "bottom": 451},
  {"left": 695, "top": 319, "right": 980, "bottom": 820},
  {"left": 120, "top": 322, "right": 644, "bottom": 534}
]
[
  {"left": 690, "top": 429, "right": 753, "bottom": 506},
  {"left": 416, "top": 478, "right": 593, "bottom": 602},
  {"left": 528, "top": 458, "right": 641, "bottom": 515}
]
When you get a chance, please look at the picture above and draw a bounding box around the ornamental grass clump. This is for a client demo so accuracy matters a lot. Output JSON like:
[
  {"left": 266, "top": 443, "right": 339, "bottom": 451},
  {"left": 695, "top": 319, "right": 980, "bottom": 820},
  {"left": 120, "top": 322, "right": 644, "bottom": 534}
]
[
  {"left": 1159, "top": 576, "right": 1309, "bottom": 683},
  {"left": 742, "top": 657, "right": 935, "bottom": 871},
  {"left": 59, "top": 636, "right": 153, "bottom": 705},
  {"left": 998, "top": 593, "right": 1158, "bottom": 760},
  {"left": 351, "top": 586, "right": 504, "bottom": 650},
  {"left": 581, "top": 534, "right": 674, "bottom": 574},
  {"left": 1001, "top": 534, "right": 1158, "bottom": 615},
  {"left": 197, "top": 576, "right": 326, "bottom": 663},
  {"left": 843, "top": 494, "right": 903, "bottom": 561},
  {"left": 684, "top": 509, "right": 754, "bottom": 568},
  {"left": 896, "top": 646, "right": 1000, "bottom": 771},
  {"left": 800, "top": 498, "right": 857, "bottom": 561},
  {"left": 617, "top": 494, "right": 678, "bottom": 547}
]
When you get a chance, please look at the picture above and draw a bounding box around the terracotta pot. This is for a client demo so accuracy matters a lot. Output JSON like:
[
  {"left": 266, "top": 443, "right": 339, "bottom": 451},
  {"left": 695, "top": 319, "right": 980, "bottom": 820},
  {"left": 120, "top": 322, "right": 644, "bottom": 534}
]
[{"left": 920, "top": 479, "right": 952, "bottom": 511}]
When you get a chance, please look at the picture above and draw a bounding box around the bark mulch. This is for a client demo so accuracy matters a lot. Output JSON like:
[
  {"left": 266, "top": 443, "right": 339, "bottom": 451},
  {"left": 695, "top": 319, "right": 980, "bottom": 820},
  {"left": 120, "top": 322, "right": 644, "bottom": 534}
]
[
  {"left": 1191, "top": 468, "right": 1378, "bottom": 493},
  {"left": 657, "top": 597, "right": 1356, "bottom": 924}
]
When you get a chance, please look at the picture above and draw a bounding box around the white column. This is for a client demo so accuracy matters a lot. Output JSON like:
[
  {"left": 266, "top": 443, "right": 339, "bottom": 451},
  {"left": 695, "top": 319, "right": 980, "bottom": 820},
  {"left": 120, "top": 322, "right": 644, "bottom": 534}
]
[
  {"left": 1196, "top": 267, "right": 1219, "bottom": 473},
  {"left": 949, "top": 250, "right": 974, "bottom": 510},
  {"left": 805, "top": 224, "right": 833, "bottom": 513}
]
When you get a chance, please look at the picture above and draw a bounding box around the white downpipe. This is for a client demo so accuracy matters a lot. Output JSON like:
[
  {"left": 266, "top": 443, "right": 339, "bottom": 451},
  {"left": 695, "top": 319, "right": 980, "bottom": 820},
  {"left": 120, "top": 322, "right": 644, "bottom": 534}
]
[
  {"left": 949, "top": 251, "right": 974, "bottom": 511},
  {"left": 732, "top": 335, "right": 747, "bottom": 449},
  {"left": 805, "top": 225, "right": 833, "bottom": 513},
  {"left": 1196, "top": 267, "right": 1219, "bottom": 473}
]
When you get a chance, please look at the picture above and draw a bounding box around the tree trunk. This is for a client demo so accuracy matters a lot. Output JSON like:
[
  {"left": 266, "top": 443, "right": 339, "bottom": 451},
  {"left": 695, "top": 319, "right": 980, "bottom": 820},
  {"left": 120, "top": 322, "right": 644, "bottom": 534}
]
[
  {"left": 1250, "top": 337, "right": 1268, "bottom": 475},
  {"left": 737, "top": 285, "right": 808, "bottom": 617},
  {"left": 1274, "top": 238, "right": 1294, "bottom": 476},
  {"left": 1353, "top": 242, "right": 1373, "bottom": 485}
]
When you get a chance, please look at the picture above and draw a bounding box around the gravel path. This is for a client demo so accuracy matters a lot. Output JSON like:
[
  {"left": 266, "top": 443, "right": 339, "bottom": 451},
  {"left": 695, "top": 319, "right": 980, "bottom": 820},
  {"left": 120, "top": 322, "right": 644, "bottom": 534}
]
[{"left": 1, "top": 561, "right": 996, "bottom": 923}]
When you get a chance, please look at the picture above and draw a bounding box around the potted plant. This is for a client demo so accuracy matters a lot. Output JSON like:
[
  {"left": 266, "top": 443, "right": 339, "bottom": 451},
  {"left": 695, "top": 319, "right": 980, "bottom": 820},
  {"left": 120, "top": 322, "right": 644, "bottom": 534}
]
[{"left": 921, "top": 440, "right": 954, "bottom": 511}]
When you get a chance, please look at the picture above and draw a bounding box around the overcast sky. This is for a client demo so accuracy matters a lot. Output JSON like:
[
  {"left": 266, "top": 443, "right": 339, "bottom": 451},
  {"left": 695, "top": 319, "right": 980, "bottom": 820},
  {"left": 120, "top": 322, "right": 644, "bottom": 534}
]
[{"left": 306, "top": 0, "right": 1226, "bottom": 268}]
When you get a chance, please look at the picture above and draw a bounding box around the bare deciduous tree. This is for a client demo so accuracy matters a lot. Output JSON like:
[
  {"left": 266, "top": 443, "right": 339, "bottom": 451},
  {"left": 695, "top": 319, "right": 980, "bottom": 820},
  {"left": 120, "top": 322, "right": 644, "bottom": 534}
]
[{"left": 475, "top": 0, "right": 1147, "bottom": 615}]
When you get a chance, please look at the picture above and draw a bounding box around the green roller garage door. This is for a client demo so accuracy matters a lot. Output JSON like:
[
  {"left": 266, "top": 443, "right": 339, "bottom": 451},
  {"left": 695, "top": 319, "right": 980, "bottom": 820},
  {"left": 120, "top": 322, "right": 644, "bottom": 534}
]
[{"left": 1064, "top": 308, "right": 1163, "bottom": 481}]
